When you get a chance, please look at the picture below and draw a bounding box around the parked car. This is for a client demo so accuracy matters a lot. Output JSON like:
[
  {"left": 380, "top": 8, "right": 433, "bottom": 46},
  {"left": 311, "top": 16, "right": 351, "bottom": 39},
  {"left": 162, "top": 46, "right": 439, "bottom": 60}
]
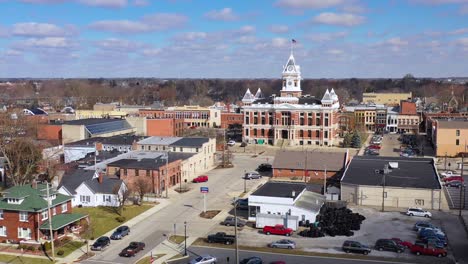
[
  {"left": 406, "top": 207, "right": 432, "bottom": 218},
  {"left": 268, "top": 239, "right": 296, "bottom": 249},
  {"left": 342, "top": 240, "right": 371, "bottom": 255},
  {"left": 240, "top": 257, "right": 263, "bottom": 264},
  {"left": 189, "top": 255, "right": 217, "bottom": 264},
  {"left": 391, "top": 238, "right": 413, "bottom": 248},
  {"left": 445, "top": 180, "right": 465, "bottom": 188},
  {"left": 244, "top": 171, "right": 262, "bottom": 179},
  {"left": 368, "top": 145, "right": 381, "bottom": 150},
  {"left": 410, "top": 242, "right": 447, "bottom": 257},
  {"left": 418, "top": 227, "right": 445, "bottom": 237},
  {"left": 413, "top": 221, "right": 436, "bottom": 231},
  {"left": 365, "top": 149, "right": 379, "bottom": 156},
  {"left": 221, "top": 216, "right": 246, "bottom": 227},
  {"left": 263, "top": 225, "right": 293, "bottom": 236},
  {"left": 207, "top": 232, "right": 236, "bottom": 245},
  {"left": 374, "top": 239, "right": 405, "bottom": 253},
  {"left": 418, "top": 238, "right": 445, "bottom": 248},
  {"left": 256, "top": 163, "right": 272, "bottom": 172},
  {"left": 91, "top": 236, "right": 111, "bottom": 251},
  {"left": 440, "top": 171, "right": 460, "bottom": 178},
  {"left": 193, "top": 175, "right": 208, "bottom": 183},
  {"left": 111, "top": 226, "right": 130, "bottom": 240},
  {"left": 227, "top": 140, "right": 236, "bottom": 146},
  {"left": 233, "top": 198, "right": 249, "bottom": 210},
  {"left": 269, "top": 262, "right": 286, "bottom": 264},
  {"left": 418, "top": 231, "right": 447, "bottom": 246},
  {"left": 443, "top": 176, "right": 464, "bottom": 182},
  {"left": 119, "top": 242, "right": 145, "bottom": 257}
]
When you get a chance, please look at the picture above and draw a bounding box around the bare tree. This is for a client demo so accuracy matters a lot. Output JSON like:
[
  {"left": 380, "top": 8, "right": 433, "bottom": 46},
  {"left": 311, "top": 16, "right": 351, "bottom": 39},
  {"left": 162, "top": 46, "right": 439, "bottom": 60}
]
[
  {"left": 112, "top": 184, "right": 129, "bottom": 216},
  {"left": 133, "top": 178, "right": 151, "bottom": 206}
]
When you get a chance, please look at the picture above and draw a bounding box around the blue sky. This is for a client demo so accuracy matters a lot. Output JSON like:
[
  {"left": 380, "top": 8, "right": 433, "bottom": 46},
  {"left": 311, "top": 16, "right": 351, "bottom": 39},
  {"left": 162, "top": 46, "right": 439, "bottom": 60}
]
[{"left": 0, "top": 0, "right": 467, "bottom": 78}]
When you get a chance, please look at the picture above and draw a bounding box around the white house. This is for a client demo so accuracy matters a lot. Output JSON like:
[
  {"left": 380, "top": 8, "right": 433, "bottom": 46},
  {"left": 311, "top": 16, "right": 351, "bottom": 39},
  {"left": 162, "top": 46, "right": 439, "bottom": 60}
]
[
  {"left": 248, "top": 182, "right": 325, "bottom": 230},
  {"left": 58, "top": 169, "right": 126, "bottom": 207}
]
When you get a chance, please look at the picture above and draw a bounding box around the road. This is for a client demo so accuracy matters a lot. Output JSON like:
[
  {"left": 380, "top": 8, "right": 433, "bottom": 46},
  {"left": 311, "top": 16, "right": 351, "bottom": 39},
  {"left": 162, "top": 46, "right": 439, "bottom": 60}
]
[
  {"left": 80, "top": 154, "right": 272, "bottom": 264},
  {"left": 181, "top": 246, "right": 421, "bottom": 264}
]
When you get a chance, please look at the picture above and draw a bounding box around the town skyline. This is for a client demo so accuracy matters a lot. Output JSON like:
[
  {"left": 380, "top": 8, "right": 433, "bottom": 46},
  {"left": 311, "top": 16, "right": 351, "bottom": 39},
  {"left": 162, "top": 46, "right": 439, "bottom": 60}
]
[{"left": 0, "top": 0, "right": 467, "bottom": 78}]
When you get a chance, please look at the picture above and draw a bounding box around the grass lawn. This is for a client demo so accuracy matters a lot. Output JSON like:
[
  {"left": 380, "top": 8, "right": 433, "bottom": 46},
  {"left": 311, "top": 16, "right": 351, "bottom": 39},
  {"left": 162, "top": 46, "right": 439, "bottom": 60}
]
[
  {"left": 56, "top": 241, "right": 85, "bottom": 258},
  {"left": 74, "top": 204, "right": 153, "bottom": 239},
  {"left": 0, "top": 254, "right": 54, "bottom": 264},
  {"left": 136, "top": 254, "right": 165, "bottom": 264},
  {"left": 169, "top": 235, "right": 186, "bottom": 244}
]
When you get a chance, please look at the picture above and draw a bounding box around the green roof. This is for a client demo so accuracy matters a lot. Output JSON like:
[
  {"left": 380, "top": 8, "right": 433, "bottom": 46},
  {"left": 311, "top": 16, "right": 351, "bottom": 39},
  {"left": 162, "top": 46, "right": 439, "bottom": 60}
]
[
  {"left": 40, "top": 213, "right": 88, "bottom": 230},
  {"left": 0, "top": 184, "right": 72, "bottom": 212}
]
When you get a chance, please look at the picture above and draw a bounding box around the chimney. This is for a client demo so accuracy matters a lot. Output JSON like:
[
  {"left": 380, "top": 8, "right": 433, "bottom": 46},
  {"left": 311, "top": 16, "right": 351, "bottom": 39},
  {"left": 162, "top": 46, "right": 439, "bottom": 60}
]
[
  {"left": 31, "top": 179, "right": 38, "bottom": 189},
  {"left": 98, "top": 172, "right": 103, "bottom": 184},
  {"left": 291, "top": 190, "right": 296, "bottom": 198}
]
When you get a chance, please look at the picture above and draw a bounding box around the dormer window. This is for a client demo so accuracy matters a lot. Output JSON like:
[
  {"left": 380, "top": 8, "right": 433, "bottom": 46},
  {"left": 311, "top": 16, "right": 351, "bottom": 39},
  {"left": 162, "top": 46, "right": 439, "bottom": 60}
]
[{"left": 6, "top": 198, "right": 23, "bottom": 204}]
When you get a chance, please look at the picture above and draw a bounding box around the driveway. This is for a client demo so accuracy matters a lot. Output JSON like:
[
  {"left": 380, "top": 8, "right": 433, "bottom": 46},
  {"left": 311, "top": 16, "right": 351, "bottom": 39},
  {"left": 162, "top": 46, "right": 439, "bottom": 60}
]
[{"left": 80, "top": 154, "right": 272, "bottom": 264}]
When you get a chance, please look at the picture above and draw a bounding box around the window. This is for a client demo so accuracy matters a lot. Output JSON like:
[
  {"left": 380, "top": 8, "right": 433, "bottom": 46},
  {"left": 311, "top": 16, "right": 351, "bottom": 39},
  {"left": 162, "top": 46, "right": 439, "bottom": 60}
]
[
  {"left": 383, "top": 192, "right": 387, "bottom": 198},
  {"left": 123, "top": 169, "right": 127, "bottom": 176},
  {"left": 19, "top": 211, "right": 28, "bottom": 222},
  {"left": 146, "top": 170, "right": 150, "bottom": 177},
  {"left": 41, "top": 211, "right": 48, "bottom": 220},
  {"left": 180, "top": 147, "right": 183, "bottom": 152},
  {"left": 52, "top": 207, "right": 56, "bottom": 216},
  {"left": 0, "top": 226, "right": 6, "bottom": 237},
  {"left": 457, "top": 130, "right": 460, "bottom": 136},
  {"left": 17, "top": 228, "right": 31, "bottom": 239},
  {"left": 80, "top": 196, "right": 90, "bottom": 203},
  {"left": 415, "top": 199, "right": 424, "bottom": 206},
  {"left": 196, "top": 148, "right": 199, "bottom": 152},
  {"left": 291, "top": 169, "right": 294, "bottom": 172},
  {"left": 103, "top": 195, "right": 111, "bottom": 202},
  {"left": 456, "top": 139, "right": 460, "bottom": 146},
  {"left": 0, "top": 210, "right": 3, "bottom": 219},
  {"left": 62, "top": 203, "right": 67, "bottom": 212},
  {"left": 135, "top": 170, "right": 139, "bottom": 176}
]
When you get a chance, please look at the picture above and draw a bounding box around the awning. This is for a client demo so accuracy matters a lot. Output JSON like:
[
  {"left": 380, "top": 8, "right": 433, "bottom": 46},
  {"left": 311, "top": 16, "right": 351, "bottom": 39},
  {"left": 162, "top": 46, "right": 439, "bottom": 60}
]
[{"left": 40, "top": 213, "right": 88, "bottom": 231}]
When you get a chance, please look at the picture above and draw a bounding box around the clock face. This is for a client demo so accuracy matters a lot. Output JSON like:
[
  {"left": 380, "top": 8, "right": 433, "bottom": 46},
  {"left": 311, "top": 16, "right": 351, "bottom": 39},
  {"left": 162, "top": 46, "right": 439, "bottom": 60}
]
[
  {"left": 287, "top": 65, "right": 294, "bottom": 72},
  {"left": 288, "top": 81, "right": 292, "bottom": 86}
]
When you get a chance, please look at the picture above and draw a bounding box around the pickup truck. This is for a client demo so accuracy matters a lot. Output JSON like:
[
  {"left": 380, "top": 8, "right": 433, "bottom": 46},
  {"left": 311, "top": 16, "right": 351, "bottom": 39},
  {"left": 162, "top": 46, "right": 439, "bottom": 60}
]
[
  {"left": 207, "top": 232, "right": 236, "bottom": 245},
  {"left": 440, "top": 171, "right": 460, "bottom": 178},
  {"left": 263, "top": 225, "right": 293, "bottom": 236}
]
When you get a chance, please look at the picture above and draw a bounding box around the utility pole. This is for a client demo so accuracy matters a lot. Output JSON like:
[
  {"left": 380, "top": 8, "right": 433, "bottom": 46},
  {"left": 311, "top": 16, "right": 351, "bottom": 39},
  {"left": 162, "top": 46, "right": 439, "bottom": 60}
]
[
  {"left": 234, "top": 199, "right": 239, "bottom": 264},
  {"left": 382, "top": 164, "right": 388, "bottom": 212},
  {"left": 184, "top": 221, "right": 187, "bottom": 256},
  {"left": 323, "top": 166, "right": 327, "bottom": 195},
  {"left": 303, "top": 149, "right": 308, "bottom": 183},
  {"left": 460, "top": 144, "right": 466, "bottom": 216},
  {"left": 243, "top": 170, "right": 247, "bottom": 193},
  {"left": 46, "top": 183, "right": 55, "bottom": 262},
  {"left": 444, "top": 152, "right": 447, "bottom": 171},
  {"left": 165, "top": 152, "right": 169, "bottom": 198}
]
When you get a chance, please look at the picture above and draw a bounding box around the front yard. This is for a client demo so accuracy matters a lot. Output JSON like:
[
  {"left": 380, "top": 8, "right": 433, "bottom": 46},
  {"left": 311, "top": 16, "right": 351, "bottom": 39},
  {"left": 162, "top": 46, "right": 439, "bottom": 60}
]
[
  {"left": 0, "top": 254, "right": 54, "bottom": 264},
  {"left": 74, "top": 204, "right": 153, "bottom": 239}
]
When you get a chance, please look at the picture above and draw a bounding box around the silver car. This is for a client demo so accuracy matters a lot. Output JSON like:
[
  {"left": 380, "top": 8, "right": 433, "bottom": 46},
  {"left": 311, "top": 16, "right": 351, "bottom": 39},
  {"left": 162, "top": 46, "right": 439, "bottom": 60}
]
[
  {"left": 189, "top": 255, "right": 217, "bottom": 264},
  {"left": 269, "top": 239, "right": 296, "bottom": 249},
  {"left": 244, "top": 171, "right": 261, "bottom": 179}
]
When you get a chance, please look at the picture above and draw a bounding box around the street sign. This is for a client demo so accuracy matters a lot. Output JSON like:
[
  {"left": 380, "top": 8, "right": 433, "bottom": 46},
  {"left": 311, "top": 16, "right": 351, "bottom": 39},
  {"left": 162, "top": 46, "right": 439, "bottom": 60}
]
[{"left": 200, "top": 187, "right": 209, "bottom": 193}]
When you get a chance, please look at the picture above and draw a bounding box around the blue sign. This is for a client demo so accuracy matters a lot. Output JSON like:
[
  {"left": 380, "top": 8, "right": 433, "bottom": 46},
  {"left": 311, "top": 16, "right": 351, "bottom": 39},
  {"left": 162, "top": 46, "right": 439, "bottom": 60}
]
[{"left": 200, "top": 187, "right": 209, "bottom": 193}]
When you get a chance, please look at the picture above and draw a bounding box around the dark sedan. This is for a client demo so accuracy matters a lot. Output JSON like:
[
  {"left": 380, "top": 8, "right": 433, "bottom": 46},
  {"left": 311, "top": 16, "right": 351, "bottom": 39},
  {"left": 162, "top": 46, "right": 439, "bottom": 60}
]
[
  {"left": 119, "top": 242, "right": 145, "bottom": 257},
  {"left": 91, "top": 236, "right": 111, "bottom": 251}
]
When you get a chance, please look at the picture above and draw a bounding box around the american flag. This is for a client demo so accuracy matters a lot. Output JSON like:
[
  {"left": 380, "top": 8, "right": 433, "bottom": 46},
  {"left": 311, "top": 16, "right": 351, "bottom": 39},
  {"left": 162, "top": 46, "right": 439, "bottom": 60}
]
[{"left": 292, "top": 39, "right": 297, "bottom": 44}]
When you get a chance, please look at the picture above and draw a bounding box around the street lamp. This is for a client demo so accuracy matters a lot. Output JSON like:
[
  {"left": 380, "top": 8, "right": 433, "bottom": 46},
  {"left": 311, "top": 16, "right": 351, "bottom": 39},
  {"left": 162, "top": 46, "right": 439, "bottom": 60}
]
[
  {"left": 184, "top": 221, "right": 187, "bottom": 256},
  {"left": 233, "top": 198, "right": 239, "bottom": 264},
  {"left": 243, "top": 169, "right": 247, "bottom": 193}
]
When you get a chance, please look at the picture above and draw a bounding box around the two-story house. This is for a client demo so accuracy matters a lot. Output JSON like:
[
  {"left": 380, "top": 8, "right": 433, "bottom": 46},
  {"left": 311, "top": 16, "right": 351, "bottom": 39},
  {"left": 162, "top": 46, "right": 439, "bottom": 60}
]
[{"left": 0, "top": 182, "right": 88, "bottom": 242}]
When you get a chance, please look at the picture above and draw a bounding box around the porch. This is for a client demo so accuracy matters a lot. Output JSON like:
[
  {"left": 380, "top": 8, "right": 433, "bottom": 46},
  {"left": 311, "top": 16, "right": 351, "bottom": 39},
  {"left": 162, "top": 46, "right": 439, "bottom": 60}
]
[{"left": 39, "top": 213, "right": 89, "bottom": 241}]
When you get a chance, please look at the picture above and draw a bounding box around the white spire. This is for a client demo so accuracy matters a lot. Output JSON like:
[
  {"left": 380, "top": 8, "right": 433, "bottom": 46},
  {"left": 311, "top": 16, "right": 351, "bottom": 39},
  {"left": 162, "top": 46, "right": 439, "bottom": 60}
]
[
  {"left": 242, "top": 88, "right": 256, "bottom": 104},
  {"left": 254, "top": 88, "right": 263, "bottom": 99}
]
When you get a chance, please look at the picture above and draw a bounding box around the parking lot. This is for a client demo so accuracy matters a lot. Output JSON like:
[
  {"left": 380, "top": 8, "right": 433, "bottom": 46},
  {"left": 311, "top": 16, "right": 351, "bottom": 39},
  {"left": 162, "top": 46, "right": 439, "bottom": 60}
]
[
  {"left": 444, "top": 175, "right": 468, "bottom": 210},
  {"left": 206, "top": 206, "right": 455, "bottom": 262}
]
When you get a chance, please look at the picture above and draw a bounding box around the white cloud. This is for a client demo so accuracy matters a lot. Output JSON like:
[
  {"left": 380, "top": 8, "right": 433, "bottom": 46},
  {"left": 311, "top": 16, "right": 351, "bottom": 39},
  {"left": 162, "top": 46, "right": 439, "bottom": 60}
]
[
  {"left": 326, "top": 49, "right": 344, "bottom": 55},
  {"left": 19, "top": 0, "right": 65, "bottom": 3},
  {"left": 271, "top": 37, "right": 289, "bottom": 48},
  {"left": 461, "top": 4, "right": 468, "bottom": 14},
  {"left": 12, "top": 22, "right": 67, "bottom": 37},
  {"left": 449, "top": 28, "right": 468, "bottom": 35},
  {"left": 77, "top": 0, "right": 127, "bottom": 8},
  {"left": 95, "top": 38, "right": 143, "bottom": 51},
  {"left": 237, "top": 36, "right": 257, "bottom": 44},
  {"left": 456, "top": 37, "right": 468, "bottom": 45},
  {"left": 4, "top": 49, "right": 22, "bottom": 56},
  {"left": 204, "top": 8, "right": 239, "bottom": 21},
  {"left": 23, "top": 37, "right": 72, "bottom": 48},
  {"left": 309, "top": 31, "right": 348, "bottom": 42},
  {"left": 173, "top": 32, "right": 207, "bottom": 41},
  {"left": 269, "top": 25, "right": 289, "bottom": 34},
  {"left": 89, "top": 13, "right": 187, "bottom": 34},
  {"left": 132, "top": 0, "right": 149, "bottom": 6},
  {"left": 412, "top": 0, "right": 468, "bottom": 4},
  {"left": 142, "top": 48, "right": 161, "bottom": 56},
  {"left": 313, "top": 12, "right": 365, "bottom": 26},
  {"left": 275, "top": 0, "right": 344, "bottom": 9},
  {"left": 386, "top": 37, "right": 409, "bottom": 46},
  {"left": 237, "top": 25, "right": 256, "bottom": 34}
]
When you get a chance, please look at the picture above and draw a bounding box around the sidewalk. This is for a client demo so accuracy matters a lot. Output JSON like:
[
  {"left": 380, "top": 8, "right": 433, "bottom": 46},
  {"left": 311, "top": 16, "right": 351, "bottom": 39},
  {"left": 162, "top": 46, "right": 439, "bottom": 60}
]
[
  {"left": 436, "top": 211, "right": 468, "bottom": 264},
  {"left": 135, "top": 236, "right": 198, "bottom": 264},
  {"left": 58, "top": 199, "right": 171, "bottom": 264}
]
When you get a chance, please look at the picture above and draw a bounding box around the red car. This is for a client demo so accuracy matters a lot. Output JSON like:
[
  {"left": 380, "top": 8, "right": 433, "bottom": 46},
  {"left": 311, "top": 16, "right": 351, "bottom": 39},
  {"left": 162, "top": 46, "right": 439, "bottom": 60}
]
[
  {"left": 263, "top": 225, "right": 293, "bottom": 236},
  {"left": 391, "top": 238, "right": 413, "bottom": 248},
  {"left": 193, "top": 175, "right": 208, "bottom": 183},
  {"left": 443, "top": 176, "right": 464, "bottom": 183},
  {"left": 119, "top": 242, "right": 145, "bottom": 257},
  {"left": 368, "top": 145, "right": 381, "bottom": 150},
  {"left": 410, "top": 242, "right": 447, "bottom": 258}
]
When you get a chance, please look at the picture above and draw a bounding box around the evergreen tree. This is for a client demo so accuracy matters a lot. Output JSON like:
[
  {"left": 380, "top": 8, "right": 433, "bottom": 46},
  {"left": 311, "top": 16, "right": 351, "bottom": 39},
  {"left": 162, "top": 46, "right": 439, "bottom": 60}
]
[
  {"left": 351, "top": 133, "right": 362, "bottom": 148},
  {"left": 343, "top": 132, "right": 353, "bottom": 147}
]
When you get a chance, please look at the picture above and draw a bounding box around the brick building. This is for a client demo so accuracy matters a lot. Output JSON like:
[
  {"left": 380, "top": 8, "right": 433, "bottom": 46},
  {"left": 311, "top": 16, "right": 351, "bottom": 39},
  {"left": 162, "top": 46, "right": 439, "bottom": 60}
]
[
  {"left": 272, "top": 150, "right": 350, "bottom": 181},
  {"left": 242, "top": 52, "right": 340, "bottom": 146},
  {"left": 146, "top": 118, "right": 184, "bottom": 137},
  {"left": 220, "top": 112, "right": 244, "bottom": 129},
  {"left": 0, "top": 183, "right": 88, "bottom": 242}
]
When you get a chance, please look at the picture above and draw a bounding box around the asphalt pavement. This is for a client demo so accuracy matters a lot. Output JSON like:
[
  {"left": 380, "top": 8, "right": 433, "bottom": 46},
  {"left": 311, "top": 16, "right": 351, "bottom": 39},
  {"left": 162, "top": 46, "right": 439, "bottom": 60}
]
[{"left": 79, "top": 154, "right": 272, "bottom": 264}]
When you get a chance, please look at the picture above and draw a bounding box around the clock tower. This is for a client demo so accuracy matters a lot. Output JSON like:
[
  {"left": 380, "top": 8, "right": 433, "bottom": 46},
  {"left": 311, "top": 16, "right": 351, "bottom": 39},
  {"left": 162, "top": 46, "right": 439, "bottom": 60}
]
[{"left": 280, "top": 52, "right": 302, "bottom": 98}]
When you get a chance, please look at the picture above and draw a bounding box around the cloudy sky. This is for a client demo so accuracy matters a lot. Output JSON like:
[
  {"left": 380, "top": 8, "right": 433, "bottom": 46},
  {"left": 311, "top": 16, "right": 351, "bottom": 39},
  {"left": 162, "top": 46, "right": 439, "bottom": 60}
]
[{"left": 0, "top": 0, "right": 467, "bottom": 78}]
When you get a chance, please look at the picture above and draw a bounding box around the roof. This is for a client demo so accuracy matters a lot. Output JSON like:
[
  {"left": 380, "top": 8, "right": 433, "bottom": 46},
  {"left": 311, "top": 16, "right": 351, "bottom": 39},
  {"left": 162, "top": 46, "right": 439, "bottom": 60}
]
[
  {"left": 251, "top": 182, "right": 306, "bottom": 198},
  {"left": 169, "top": 138, "right": 209, "bottom": 147},
  {"left": 437, "top": 119, "right": 468, "bottom": 129},
  {"left": 273, "top": 150, "right": 346, "bottom": 171},
  {"left": 63, "top": 118, "right": 133, "bottom": 136},
  {"left": 294, "top": 191, "right": 325, "bottom": 212},
  {"left": 59, "top": 169, "right": 96, "bottom": 195},
  {"left": 0, "top": 184, "right": 72, "bottom": 212},
  {"left": 66, "top": 135, "right": 146, "bottom": 147},
  {"left": 40, "top": 213, "right": 88, "bottom": 230},
  {"left": 63, "top": 118, "right": 123, "bottom": 126},
  {"left": 84, "top": 177, "right": 123, "bottom": 194},
  {"left": 137, "top": 137, "right": 182, "bottom": 145},
  {"left": 341, "top": 156, "right": 441, "bottom": 189},
  {"left": 400, "top": 101, "right": 417, "bottom": 115},
  {"left": 107, "top": 152, "right": 194, "bottom": 170}
]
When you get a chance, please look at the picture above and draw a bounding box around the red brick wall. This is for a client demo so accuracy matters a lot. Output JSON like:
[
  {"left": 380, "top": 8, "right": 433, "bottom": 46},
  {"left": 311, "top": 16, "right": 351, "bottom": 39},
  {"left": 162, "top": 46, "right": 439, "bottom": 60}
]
[
  {"left": 220, "top": 113, "right": 243, "bottom": 129},
  {"left": 146, "top": 119, "right": 176, "bottom": 137},
  {"left": 37, "top": 124, "right": 62, "bottom": 141},
  {"left": 272, "top": 168, "right": 338, "bottom": 180}
]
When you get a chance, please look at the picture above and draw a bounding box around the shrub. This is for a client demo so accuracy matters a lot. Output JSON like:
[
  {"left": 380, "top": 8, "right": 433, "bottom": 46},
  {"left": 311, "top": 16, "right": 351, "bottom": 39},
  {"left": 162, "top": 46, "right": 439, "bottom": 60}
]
[
  {"left": 115, "top": 216, "right": 126, "bottom": 222},
  {"left": 43, "top": 242, "right": 51, "bottom": 251},
  {"left": 27, "top": 246, "right": 36, "bottom": 252},
  {"left": 57, "top": 250, "right": 64, "bottom": 256},
  {"left": 17, "top": 244, "right": 26, "bottom": 250}
]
